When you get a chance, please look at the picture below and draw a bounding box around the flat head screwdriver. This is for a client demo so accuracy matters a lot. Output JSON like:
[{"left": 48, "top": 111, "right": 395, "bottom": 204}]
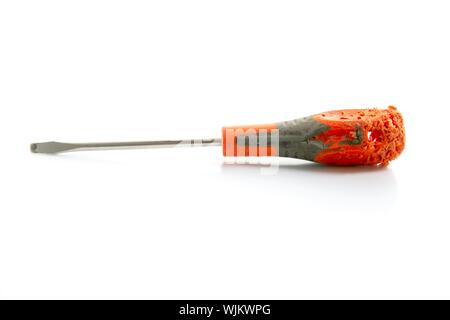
[{"left": 31, "top": 106, "right": 405, "bottom": 166}]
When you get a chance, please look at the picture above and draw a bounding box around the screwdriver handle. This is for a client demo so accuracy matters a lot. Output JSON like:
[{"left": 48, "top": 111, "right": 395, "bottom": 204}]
[{"left": 222, "top": 107, "right": 405, "bottom": 166}]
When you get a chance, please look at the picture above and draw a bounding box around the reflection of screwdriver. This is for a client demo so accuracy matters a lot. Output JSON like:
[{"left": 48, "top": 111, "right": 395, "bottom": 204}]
[{"left": 31, "top": 106, "right": 405, "bottom": 166}]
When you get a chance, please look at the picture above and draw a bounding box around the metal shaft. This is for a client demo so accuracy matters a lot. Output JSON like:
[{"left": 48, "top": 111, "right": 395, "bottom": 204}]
[{"left": 30, "top": 138, "right": 222, "bottom": 154}]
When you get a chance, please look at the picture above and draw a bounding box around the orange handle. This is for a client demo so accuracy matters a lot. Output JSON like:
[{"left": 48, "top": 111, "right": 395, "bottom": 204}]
[{"left": 221, "top": 107, "right": 405, "bottom": 166}]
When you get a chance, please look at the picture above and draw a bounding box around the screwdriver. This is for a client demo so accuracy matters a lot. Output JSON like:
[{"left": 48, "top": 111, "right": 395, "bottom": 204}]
[{"left": 31, "top": 106, "right": 405, "bottom": 166}]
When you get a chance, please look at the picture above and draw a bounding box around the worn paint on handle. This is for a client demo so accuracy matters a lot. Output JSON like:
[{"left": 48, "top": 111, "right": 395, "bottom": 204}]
[{"left": 222, "top": 106, "right": 405, "bottom": 166}]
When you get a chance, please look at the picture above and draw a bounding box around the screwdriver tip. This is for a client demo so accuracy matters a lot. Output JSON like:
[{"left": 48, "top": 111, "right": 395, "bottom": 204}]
[
  {"left": 30, "top": 141, "right": 76, "bottom": 154},
  {"left": 30, "top": 143, "right": 38, "bottom": 153}
]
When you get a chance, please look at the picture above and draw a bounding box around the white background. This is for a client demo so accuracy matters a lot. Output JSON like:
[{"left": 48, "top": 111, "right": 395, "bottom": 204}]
[{"left": 1, "top": 1, "right": 449, "bottom": 299}]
